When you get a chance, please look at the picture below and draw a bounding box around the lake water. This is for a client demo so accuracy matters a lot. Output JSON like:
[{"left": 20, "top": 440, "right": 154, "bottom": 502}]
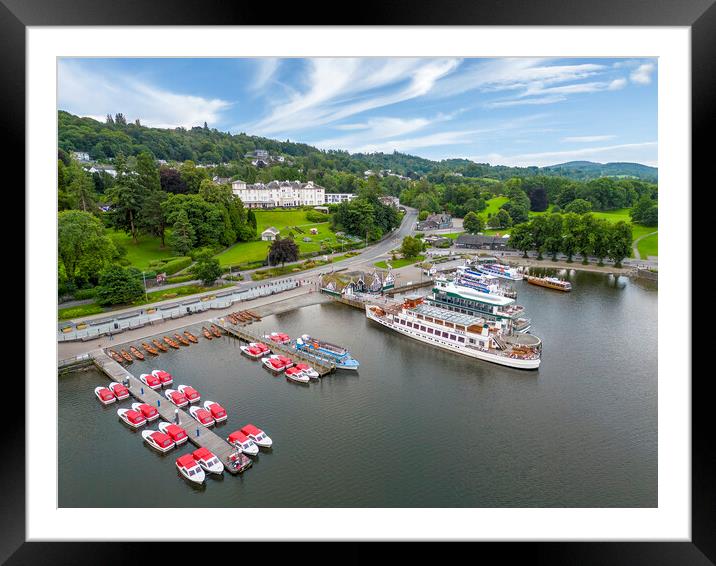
[{"left": 59, "top": 269, "right": 657, "bottom": 507}]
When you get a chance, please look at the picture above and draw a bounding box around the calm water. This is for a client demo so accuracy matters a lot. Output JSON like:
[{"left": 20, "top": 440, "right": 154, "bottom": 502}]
[{"left": 59, "top": 270, "right": 657, "bottom": 507}]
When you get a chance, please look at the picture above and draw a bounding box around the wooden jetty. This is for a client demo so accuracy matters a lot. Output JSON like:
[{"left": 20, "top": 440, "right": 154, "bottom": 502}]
[
  {"left": 89, "top": 349, "right": 248, "bottom": 475},
  {"left": 212, "top": 319, "right": 336, "bottom": 376}
]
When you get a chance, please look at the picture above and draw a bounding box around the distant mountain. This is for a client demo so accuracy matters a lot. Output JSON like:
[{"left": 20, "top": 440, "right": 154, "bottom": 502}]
[{"left": 540, "top": 161, "right": 658, "bottom": 182}]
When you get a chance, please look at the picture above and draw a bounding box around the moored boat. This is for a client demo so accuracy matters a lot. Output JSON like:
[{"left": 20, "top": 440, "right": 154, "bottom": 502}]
[
  {"left": 189, "top": 405, "right": 215, "bottom": 427},
  {"left": 163, "top": 336, "right": 180, "bottom": 349},
  {"left": 227, "top": 431, "right": 259, "bottom": 456},
  {"left": 174, "top": 333, "right": 190, "bottom": 346},
  {"left": 142, "top": 342, "right": 159, "bottom": 356},
  {"left": 94, "top": 386, "right": 116, "bottom": 405},
  {"left": 202, "top": 327, "right": 213, "bottom": 340},
  {"left": 203, "top": 401, "right": 227, "bottom": 423},
  {"left": 108, "top": 382, "right": 130, "bottom": 401},
  {"left": 108, "top": 349, "right": 125, "bottom": 363},
  {"left": 285, "top": 366, "right": 310, "bottom": 383},
  {"left": 240, "top": 342, "right": 268, "bottom": 359},
  {"left": 294, "top": 363, "right": 319, "bottom": 379},
  {"left": 129, "top": 346, "right": 145, "bottom": 360},
  {"left": 117, "top": 408, "right": 147, "bottom": 428},
  {"left": 526, "top": 275, "right": 572, "bottom": 292},
  {"left": 262, "top": 355, "right": 287, "bottom": 373},
  {"left": 176, "top": 453, "right": 205, "bottom": 484},
  {"left": 142, "top": 430, "right": 175, "bottom": 453},
  {"left": 240, "top": 424, "right": 272, "bottom": 448},
  {"left": 158, "top": 422, "right": 188, "bottom": 445},
  {"left": 120, "top": 350, "right": 133, "bottom": 363},
  {"left": 132, "top": 402, "right": 160, "bottom": 422},
  {"left": 165, "top": 389, "right": 189, "bottom": 408},
  {"left": 266, "top": 331, "right": 291, "bottom": 344},
  {"left": 210, "top": 325, "right": 222, "bottom": 337},
  {"left": 184, "top": 330, "right": 198, "bottom": 343},
  {"left": 139, "top": 373, "right": 162, "bottom": 390},
  {"left": 177, "top": 384, "right": 201, "bottom": 403},
  {"left": 152, "top": 339, "right": 169, "bottom": 352},
  {"left": 151, "top": 369, "right": 173, "bottom": 386},
  {"left": 475, "top": 261, "right": 524, "bottom": 281},
  {"left": 294, "top": 335, "right": 360, "bottom": 370},
  {"left": 192, "top": 447, "right": 224, "bottom": 475}
]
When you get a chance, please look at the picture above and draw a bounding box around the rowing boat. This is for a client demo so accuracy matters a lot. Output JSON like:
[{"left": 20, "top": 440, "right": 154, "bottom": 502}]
[
  {"left": 202, "top": 327, "right": 213, "bottom": 340},
  {"left": 174, "top": 333, "right": 190, "bottom": 346},
  {"left": 152, "top": 338, "right": 168, "bottom": 352},
  {"left": 129, "top": 346, "right": 145, "bottom": 360},
  {"left": 163, "top": 336, "right": 180, "bottom": 349},
  {"left": 210, "top": 325, "right": 222, "bottom": 338},
  {"left": 183, "top": 330, "right": 198, "bottom": 343},
  {"left": 142, "top": 342, "right": 159, "bottom": 356},
  {"left": 120, "top": 350, "right": 133, "bottom": 362}
]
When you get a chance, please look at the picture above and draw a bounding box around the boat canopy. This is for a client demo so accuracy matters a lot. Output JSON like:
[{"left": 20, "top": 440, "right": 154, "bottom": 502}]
[
  {"left": 193, "top": 447, "right": 212, "bottom": 460},
  {"left": 241, "top": 424, "right": 260, "bottom": 436},
  {"left": 177, "top": 454, "right": 197, "bottom": 468}
]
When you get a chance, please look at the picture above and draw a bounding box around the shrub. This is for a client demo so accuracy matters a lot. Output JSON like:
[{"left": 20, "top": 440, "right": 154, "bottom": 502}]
[
  {"left": 166, "top": 274, "right": 195, "bottom": 284},
  {"left": 161, "top": 256, "right": 192, "bottom": 275},
  {"left": 73, "top": 287, "right": 98, "bottom": 300}
]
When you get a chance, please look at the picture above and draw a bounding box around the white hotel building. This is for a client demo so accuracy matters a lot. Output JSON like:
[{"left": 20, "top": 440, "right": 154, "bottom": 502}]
[{"left": 230, "top": 179, "right": 358, "bottom": 209}]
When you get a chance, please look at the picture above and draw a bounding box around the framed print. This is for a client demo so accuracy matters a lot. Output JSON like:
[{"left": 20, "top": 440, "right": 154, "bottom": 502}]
[{"left": 8, "top": 0, "right": 707, "bottom": 562}]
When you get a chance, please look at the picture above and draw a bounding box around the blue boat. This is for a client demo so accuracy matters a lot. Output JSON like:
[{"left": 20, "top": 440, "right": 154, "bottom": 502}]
[{"left": 294, "top": 334, "right": 360, "bottom": 370}]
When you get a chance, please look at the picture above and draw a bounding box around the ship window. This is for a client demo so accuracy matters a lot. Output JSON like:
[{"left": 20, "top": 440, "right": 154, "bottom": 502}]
[
  {"left": 427, "top": 328, "right": 434, "bottom": 334},
  {"left": 458, "top": 337, "right": 465, "bottom": 343},
  {"left": 407, "top": 322, "right": 412, "bottom": 328},
  {"left": 450, "top": 335, "right": 456, "bottom": 341},
  {"left": 420, "top": 325, "right": 426, "bottom": 332},
  {"left": 442, "top": 331, "right": 449, "bottom": 338},
  {"left": 469, "top": 339, "right": 475, "bottom": 344}
]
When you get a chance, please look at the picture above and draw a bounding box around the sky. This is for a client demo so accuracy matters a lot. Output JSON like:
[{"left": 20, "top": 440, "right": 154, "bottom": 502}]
[{"left": 58, "top": 57, "right": 657, "bottom": 167}]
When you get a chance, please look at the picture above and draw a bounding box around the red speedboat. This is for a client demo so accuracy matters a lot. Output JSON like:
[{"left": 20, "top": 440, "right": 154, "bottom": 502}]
[
  {"left": 94, "top": 386, "right": 116, "bottom": 405},
  {"left": 117, "top": 408, "right": 147, "bottom": 428},
  {"left": 177, "top": 384, "right": 201, "bottom": 403},
  {"left": 262, "top": 356, "right": 287, "bottom": 373},
  {"left": 142, "top": 430, "right": 175, "bottom": 453},
  {"left": 176, "top": 454, "right": 205, "bottom": 484},
  {"left": 189, "top": 406, "right": 215, "bottom": 427},
  {"left": 165, "top": 389, "right": 189, "bottom": 408},
  {"left": 108, "top": 382, "right": 130, "bottom": 400},
  {"left": 192, "top": 447, "right": 224, "bottom": 475},
  {"left": 139, "top": 373, "right": 161, "bottom": 390},
  {"left": 132, "top": 402, "right": 160, "bottom": 422},
  {"left": 266, "top": 332, "right": 291, "bottom": 344},
  {"left": 151, "top": 369, "right": 173, "bottom": 386},
  {"left": 240, "top": 342, "right": 269, "bottom": 359},
  {"left": 227, "top": 431, "right": 259, "bottom": 456},
  {"left": 203, "top": 401, "right": 227, "bottom": 423},
  {"left": 158, "top": 422, "right": 188, "bottom": 445}
]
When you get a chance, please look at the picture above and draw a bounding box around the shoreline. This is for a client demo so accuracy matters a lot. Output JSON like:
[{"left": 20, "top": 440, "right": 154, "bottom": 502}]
[{"left": 500, "top": 256, "right": 635, "bottom": 275}]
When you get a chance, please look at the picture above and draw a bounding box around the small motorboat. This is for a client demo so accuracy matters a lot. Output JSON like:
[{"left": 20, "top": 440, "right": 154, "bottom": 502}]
[
  {"left": 262, "top": 356, "right": 287, "bottom": 373},
  {"left": 151, "top": 369, "right": 173, "bottom": 386},
  {"left": 210, "top": 325, "right": 222, "bottom": 338},
  {"left": 108, "top": 349, "right": 124, "bottom": 363},
  {"left": 152, "top": 339, "right": 169, "bottom": 352},
  {"left": 294, "top": 363, "right": 319, "bottom": 380},
  {"left": 132, "top": 402, "right": 160, "bottom": 421},
  {"left": 117, "top": 408, "right": 147, "bottom": 428},
  {"left": 174, "top": 333, "right": 190, "bottom": 346},
  {"left": 203, "top": 401, "right": 227, "bottom": 423},
  {"left": 228, "top": 450, "right": 253, "bottom": 473},
  {"left": 266, "top": 332, "right": 291, "bottom": 344},
  {"left": 202, "top": 327, "right": 213, "bottom": 340},
  {"left": 189, "top": 405, "right": 215, "bottom": 427},
  {"left": 108, "top": 382, "right": 130, "bottom": 400},
  {"left": 240, "top": 343, "right": 268, "bottom": 359},
  {"left": 184, "top": 330, "right": 198, "bottom": 343},
  {"left": 176, "top": 453, "right": 205, "bottom": 484},
  {"left": 158, "top": 422, "right": 188, "bottom": 445},
  {"left": 192, "top": 447, "right": 224, "bottom": 475},
  {"left": 177, "top": 384, "right": 201, "bottom": 403},
  {"left": 94, "top": 386, "right": 116, "bottom": 405},
  {"left": 142, "top": 342, "right": 159, "bottom": 356},
  {"left": 139, "top": 373, "right": 162, "bottom": 390},
  {"left": 165, "top": 389, "right": 189, "bottom": 408},
  {"left": 129, "top": 346, "right": 145, "bottom": 360},
  {"left": 120, "top": 350, "right": 133, "bottom": 363},
  {"left": 240, "top": 424, "right": 273, "bottom": 448},
  {"left": 285, "top": 366, "right": 310, "bottom": 384},
  {"left": 142, "top": 430, "right": 175, "bottom": 453},
  {"left": 163, "top": 336, "right": 180, "bottom": 349},
  {"left": 274, "top": 354, "right": 294, "bottom": 368},
  {"left": 227, "top": 431, "right": 259, "bottom": 456}
]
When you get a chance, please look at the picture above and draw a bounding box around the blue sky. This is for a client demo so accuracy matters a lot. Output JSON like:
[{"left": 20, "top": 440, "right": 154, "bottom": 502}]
[{"left": 58, "top": 57, "right": 657, "bottom": 167}]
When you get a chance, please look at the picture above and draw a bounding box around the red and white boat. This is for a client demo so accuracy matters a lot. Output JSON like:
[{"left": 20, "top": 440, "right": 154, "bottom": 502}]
[
  {"left": 176, "top": 453, "right": 205, "bottom": 484},
  {"left": 203, "top": 401, "right": 227, "bottom": 423},
  {"left": 132, "top": 402, "right": 160, "bottom": 422},
  {"left": 139, "top": 373, "right": 161, "bottom": 390},
  {"left": 177, "top": 384, "right": 201, "bottom": 403},
  {"left": 240, "top": 424, "right": 273, "bottom": 448},
  {"left": 266, "top": 332, "right": 291, "bottom": 344},
  {"left": 94, "top": 386, "right": 116, "bottom": 405},
  {"left": 117, "top": 408, "right": 147, "bottom": 428},
  {"left": 189, "top": 406, "right": 215, "bottom": 427},
  {"left": 285, "top": 366, "right": 310, "bottom": 384},
  {"left": 227, "top": 431, "right": 259, "bottom": 456},
  {"left": 192, "top": 447, "right": 224, "bottom": 475},
  {"left": 262, "top": 356, "right": 287, "bottom": 373},
  {"left": 158, "top": 422, "right": 189, "bottom": 445},
  {"left": 108, "top": 382, "right": 130, "bottom": 400},
  {"left": 294, "top": 363, "right": 319, "bottom": 379},
  {"left": 165, "top": 389, "right": 189, "bottom": 408},
  {"left": 240, "top": 342, "right": 270, "bottom": 359},
  {"left": 151, "top": 369, "right": 173, "bottom": 386},
  {"left": 141, "top": 430, "right": 175, "bottom": 453}
]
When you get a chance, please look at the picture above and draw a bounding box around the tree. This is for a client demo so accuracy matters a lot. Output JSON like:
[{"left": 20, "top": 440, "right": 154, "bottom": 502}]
[
  {"left": 67, "top": 165, "right": 98, "bottom": 212},
  {"left": 564, "top": 198, "right": 593, "bottom": 215},
  {"left": 530, "top": 215, "right": 550, "bottom": 260},
  {"left": 192, "top": 250, "right": 223, "bottom": 285},
  {"left": 168, "top": 209, "right": 195, "bottom": 255},
  {"left": 576, "top": 214, "right": 597, "bottom": 264},
  {"left": 561, "top": 213, "right": 581, "bottom": 262},
  {"left": 608, "top": 221, "right": 633, "bottom": 267},
  {"left": 160, "top": 167, "right": 188, "bottom": 194},
  {"left": 107, "top": 174, "right": 145, "bottom": 243},
  {"left": 501, "top": 201, "right": 530, "bottom": 224},
  {"left": 592, "top": 219, "right": 611, "bottom": 266},
  {"left": 400, "top": 235, "right": 423, "bottom": 259},
  {"left": 488, "top": 208, "right": 512, "bottom": 229},
  {"left": 544, "top": 213, "right": 564, "bottom": 260},
  {"left": 463, "top": 211, "right": 484, "bottom": 234},
  {"left": 509, "top": 222, "right": 533, "bottom": 258},
  {"left": 96, "top": 265, "right": 144, "bottom": 305},
  {"left": 418, "top": 210, "right": 429, "bottom": 221},
  {"left": 58, "top": 210, "right": 117, "bottom": 286},
  {"left": 631, "top": 194, "right": 658, "bottom": 226},
  {"left": 268, "top": 237, "right": 299, "bottom": 266}
]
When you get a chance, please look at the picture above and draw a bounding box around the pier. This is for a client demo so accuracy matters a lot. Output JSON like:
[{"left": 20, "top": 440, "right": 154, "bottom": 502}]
[
  {"left": 89, "top": 349, "right": 250, "bottom": 474},
  {"left": 212, "top": 319, "right": 336, "bottom": 376}
]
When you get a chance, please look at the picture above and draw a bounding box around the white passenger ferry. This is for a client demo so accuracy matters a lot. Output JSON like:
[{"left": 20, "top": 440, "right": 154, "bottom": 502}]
[{"left": 365, "top": 296, "right": 541, "bottom": 370}]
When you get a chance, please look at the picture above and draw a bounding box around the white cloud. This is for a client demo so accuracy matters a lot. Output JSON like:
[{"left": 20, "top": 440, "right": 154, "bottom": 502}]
[
  {"left": 250, "top": 58, "right": 280, "bottom": 92},
  {"left": 58, "top": 60, "right": 232, "bottom": 129},
  {"left": 472, "top": 141, "right": 657, "bottom": 168},
  {"left": 246, "top": 58, "right": 460, "bottom": 135},
  {"left": 630, "top": 63, "right": 656, "bottom": 85},
  {"left": 561, "top": 135, "right": 616, "bottom": 143},
  {"left": 486, "top": 95, "right": 566, "bottom": 108}
]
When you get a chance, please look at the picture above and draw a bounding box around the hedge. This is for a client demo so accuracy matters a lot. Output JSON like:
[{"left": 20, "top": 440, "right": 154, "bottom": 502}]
[{"left": 148, "top": 256, "right": 192, "bottom": 276}]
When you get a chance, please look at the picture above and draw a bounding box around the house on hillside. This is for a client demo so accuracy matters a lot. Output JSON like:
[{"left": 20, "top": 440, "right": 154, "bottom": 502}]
[
  {"left": 416, "top": 213, "right": 453, "bottom": 231},
  {"left": 72, "top": 151, "right": 91, "bottom": 162},
  {"left": 455, "top": 234, "right": 512, "bottom": 251},
  {"left": 261, "top": 226, "right": 280, "bottom": 241}
]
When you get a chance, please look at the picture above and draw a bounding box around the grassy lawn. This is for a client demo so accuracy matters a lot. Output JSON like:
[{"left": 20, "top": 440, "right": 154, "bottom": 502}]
[
  {"left": 637, "top": 232, "right": 658, "bottom": 258},
  {"left": 58, "top": 303, "right": 105, "bottom": 321},
  {"left": 375, "top": 255, "right": 425, "bottom": 269},
  {"left": 109, "top": 230, "right": 175, "bottom": 271},
  {"left": 482, "top": 196, "right": 508, "bottom": 217},
  {"left": 215, "top": 209, "right": 343, "bottom": 267}
]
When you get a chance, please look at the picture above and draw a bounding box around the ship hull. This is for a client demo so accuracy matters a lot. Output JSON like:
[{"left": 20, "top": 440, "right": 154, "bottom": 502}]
[
  {"left": 366, "top": 308, "right": 540, "bottom": 370},
  {"left": 526, "top": 277, "right": 571, "bottom": 292}
]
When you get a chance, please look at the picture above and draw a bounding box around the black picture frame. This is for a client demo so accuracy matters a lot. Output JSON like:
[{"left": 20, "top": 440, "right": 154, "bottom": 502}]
[{"left": 8, "top": 0, "right": 704, "bottom": 562}]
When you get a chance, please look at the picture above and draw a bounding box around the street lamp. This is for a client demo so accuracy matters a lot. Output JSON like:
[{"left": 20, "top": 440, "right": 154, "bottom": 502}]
[{"left": 142, "top": 271, "right": 148, "bottom": 302}]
